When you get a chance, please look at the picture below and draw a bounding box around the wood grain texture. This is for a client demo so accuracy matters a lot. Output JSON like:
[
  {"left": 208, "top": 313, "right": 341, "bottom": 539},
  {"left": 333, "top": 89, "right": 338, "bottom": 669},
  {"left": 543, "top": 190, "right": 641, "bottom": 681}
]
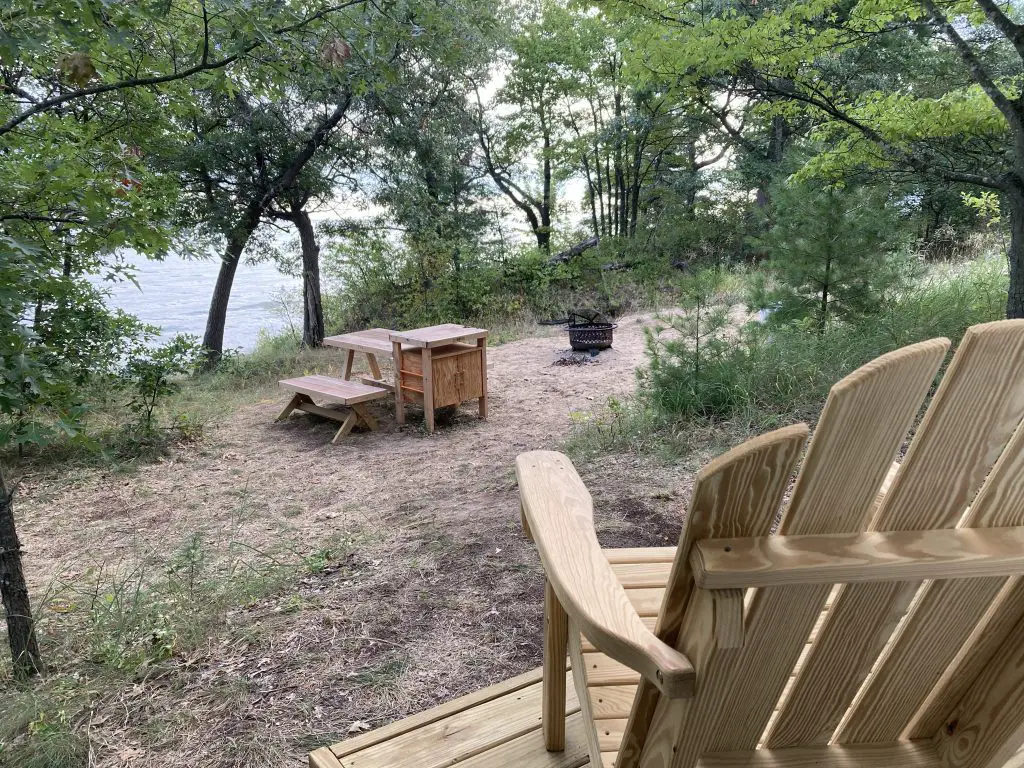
[
  {"left": 570, "top": 625, "right": 606, "bottom": 766},
  {"left": 545, "top": 581, "right": 570, "bottom": 751},
  {"left": 840, "top": 415, "right": 1024, "bottom": 744},
  {"left": 933, "top": 608, "right": 1024, "bottom": 768},
  {"left": 787, "top": 322, "right": 1024, "bottom": 747},
  {"left": 909, "top": 577, "right": 1024, "bottom": 738},
  {"left": 517, "top": 451, "right": 695, "bottom": 699},
  {"left": 699, "top": 742, "right": 942, "bottom": 768},
  {"left": 839, "top": 576, "right": 1005, "bottom": 744},
  {"left": 334, "top": 672, "right": 579, "bottom": 768},
  {"left": 311, "top": 747, "right": 343, "bottom": 768},
  {"left": 329, "top": 667, "right": 547, "bottom": 758},
  {"left": 323, "top": 328, "right": 398, "bottom": 356},
  {"left": 619, "top": 423, "right": 809, "bottom": 768},
  {"left": 711, "top": 589, "right": 745, "bottom": 649},
  {"left": 604, "top": 548, "right": 676, "bottom": 564},
  {"left": 698, "top": 339, "right": 949, "bottom": 759},
  {"left": 278, "top": 375, "right": 390, "bottom": 405},
  {"left": 692, "top": 527, "right": 1024, "bottom": 589},
  {"left": 591, "top": 685, "right": 640, "bottom": 719},
  {"left": 390, "top": 323, "right": 488, "bottom": 347},
  {"left": 766, "top": 334, "right": 1024, "bottom": 749}
]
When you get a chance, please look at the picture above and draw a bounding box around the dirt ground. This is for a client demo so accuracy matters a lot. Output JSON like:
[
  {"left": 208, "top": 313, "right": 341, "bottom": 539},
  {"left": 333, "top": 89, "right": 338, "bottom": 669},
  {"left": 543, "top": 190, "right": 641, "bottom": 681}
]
[{"left": 12, "top": 313, "right": 711, "bottom": 767}]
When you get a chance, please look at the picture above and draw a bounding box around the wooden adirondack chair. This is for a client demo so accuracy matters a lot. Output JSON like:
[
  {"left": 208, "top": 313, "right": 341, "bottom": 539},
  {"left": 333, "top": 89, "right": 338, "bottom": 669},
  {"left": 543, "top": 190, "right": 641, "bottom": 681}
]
[
  {"left": 310, "top": 319, "right": 1024, "bottom": 768},
  {"left": 517, "top": 319, "right": 1024, "bottom": 768}
]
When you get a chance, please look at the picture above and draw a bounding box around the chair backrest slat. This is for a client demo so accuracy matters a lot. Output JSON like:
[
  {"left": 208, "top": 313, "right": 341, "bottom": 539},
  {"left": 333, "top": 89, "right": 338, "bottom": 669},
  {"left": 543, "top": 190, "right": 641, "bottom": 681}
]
[
  {"left": 766, "top": 322, "right": 1024, "bottom": 750},
  {"left": 934, "top": 607, "right": 1024, "bottom": 768},
  {"left": 839, "top": 411, "right": 1024, "bottom": 745},
  {"left": 694, "top": 339, "right": 948, "bottom": 758},
  {"left": 625, "top": 338, "right": 948, "bottom": 768},
  {"left": 618, "top": 424, "right": 809, "bottom": 768}
]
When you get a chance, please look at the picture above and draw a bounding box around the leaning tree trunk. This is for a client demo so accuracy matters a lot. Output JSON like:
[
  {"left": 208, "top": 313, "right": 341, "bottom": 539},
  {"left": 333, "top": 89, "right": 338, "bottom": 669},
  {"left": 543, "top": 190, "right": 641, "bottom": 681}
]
[
  {"left": 0, "top": 468, "right": 43, "bottom": 680},
  {"left": 293, "top": 209, "right": 325, "bottom": 347},
  {"left": 1005, "top": 183, "right": 1024, "bottom": 319},
  {"left": 202, "top": 207, "right": 261, "bottom": 368}
]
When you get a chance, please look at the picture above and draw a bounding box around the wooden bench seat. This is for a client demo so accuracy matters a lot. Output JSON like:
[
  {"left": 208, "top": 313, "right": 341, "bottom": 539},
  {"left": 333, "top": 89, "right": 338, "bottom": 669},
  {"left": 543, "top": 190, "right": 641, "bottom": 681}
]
[{"left": 277, "top": 375, "right": 389, "bottom": 443}]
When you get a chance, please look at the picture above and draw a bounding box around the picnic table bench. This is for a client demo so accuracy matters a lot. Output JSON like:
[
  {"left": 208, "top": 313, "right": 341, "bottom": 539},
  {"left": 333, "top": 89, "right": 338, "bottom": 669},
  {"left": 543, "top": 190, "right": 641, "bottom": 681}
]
[{"left": 277, "top": 375, "right": 389, "bottom": 444}]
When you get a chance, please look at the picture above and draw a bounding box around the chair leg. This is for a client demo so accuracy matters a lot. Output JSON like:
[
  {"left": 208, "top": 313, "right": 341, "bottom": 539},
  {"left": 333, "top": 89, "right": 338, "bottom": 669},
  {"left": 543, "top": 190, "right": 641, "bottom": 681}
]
[
  {"left": 543, "top": 580, "right": 569, "bottom": 751},
  {"left": 276, "top": 393, "right": 304, "bottom": 421},
  {"left": 331, "top": 410, "right": 359, "bottom": 444},
  {"left": 352, "top": 403, "right": 378, "bottom": 431}
]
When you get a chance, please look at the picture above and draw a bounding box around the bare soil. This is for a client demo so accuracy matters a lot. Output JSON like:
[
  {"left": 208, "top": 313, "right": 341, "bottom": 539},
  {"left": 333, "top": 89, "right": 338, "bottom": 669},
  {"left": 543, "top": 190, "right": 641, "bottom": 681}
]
[{"left": 10, "top": 313, "right": 710, "bottom": 767}]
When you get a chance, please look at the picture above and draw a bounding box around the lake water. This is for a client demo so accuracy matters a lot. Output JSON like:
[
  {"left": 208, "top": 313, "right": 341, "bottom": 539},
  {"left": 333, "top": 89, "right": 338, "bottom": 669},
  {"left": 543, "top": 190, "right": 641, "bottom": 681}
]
[{"left": 100, "top": 253, "right": 300, "bottom": 352}]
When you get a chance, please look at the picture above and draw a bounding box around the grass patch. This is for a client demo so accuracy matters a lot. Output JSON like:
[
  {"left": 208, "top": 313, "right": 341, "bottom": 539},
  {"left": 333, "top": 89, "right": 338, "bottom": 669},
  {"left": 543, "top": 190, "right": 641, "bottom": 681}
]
[{"left": 569, "top": 256, "right": 1009, "bottom": 458}]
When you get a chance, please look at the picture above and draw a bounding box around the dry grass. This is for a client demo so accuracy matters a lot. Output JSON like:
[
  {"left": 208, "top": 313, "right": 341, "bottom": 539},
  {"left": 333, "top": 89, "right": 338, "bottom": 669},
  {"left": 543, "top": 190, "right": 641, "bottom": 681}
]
[{"left": 1, "top": 312, "right": 708, "bottom": 768}]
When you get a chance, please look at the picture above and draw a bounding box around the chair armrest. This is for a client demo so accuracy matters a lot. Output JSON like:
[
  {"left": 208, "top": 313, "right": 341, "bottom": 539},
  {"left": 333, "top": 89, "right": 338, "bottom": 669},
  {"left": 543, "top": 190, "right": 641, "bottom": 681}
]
[{"left": 516, "top": 450, "right": 695, "bottom": 698}]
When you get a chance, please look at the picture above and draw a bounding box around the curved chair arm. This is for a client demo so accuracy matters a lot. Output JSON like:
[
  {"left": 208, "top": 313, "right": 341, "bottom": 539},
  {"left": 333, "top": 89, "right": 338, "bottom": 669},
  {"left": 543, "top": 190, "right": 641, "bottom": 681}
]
[{"left": 516, "top": 450, "right": 695, "bottom": 698}]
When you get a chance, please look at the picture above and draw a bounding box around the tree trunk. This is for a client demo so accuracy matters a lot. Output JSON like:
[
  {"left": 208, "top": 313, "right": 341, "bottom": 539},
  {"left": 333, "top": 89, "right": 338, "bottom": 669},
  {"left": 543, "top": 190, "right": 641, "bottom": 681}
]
[
  {"left": 202, "top": 207, "right": 261, "bottom": 368},
  {"left": 293, "top": 209, "right": 325, "bottom": 347},
  {"left": 1006, "top": 183, "right": 1024, "bottom": 319},
  {"left": 0, "top": 469, "right": 43, "bottom": 680}
]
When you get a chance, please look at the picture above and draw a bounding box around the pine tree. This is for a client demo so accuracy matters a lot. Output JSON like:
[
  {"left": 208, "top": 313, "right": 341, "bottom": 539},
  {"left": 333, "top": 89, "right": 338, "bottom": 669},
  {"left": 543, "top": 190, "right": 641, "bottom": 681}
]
[{"left": 752, "top": 183, "right": 909, "bottom": 333}]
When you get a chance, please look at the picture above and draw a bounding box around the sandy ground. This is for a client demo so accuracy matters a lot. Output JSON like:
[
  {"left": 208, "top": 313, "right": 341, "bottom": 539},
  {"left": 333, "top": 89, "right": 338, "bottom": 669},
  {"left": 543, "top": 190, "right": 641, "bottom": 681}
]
[{"left": 12, "top": 313, "right": 707, "bottom": 767}]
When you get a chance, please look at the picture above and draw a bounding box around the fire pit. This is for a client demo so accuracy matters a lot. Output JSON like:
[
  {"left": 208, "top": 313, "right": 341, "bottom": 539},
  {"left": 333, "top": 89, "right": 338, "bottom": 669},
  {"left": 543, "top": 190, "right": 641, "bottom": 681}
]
[{"left": 566, "top": 312, "right": 616, "bottom": 352}]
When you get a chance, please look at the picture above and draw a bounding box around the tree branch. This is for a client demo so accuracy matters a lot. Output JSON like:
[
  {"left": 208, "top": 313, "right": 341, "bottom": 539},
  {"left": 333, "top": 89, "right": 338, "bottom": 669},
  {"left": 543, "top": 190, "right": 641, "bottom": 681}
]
[
  {"left": 974, "top": 0, "right": 1024, "bottom": 63},
  {"left": 923, "top": 0, "right": 1023, "bottom": 131},
  {"left": 0, "top": 0, "right": 366, "bottom": 137}
]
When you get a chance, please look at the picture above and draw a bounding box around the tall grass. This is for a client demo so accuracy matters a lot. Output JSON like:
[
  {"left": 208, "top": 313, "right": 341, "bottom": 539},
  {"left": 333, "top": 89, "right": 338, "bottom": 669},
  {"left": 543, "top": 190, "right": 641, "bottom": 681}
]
[{"left": 569, "top": 257, "right": 1009, "bottom": 458}]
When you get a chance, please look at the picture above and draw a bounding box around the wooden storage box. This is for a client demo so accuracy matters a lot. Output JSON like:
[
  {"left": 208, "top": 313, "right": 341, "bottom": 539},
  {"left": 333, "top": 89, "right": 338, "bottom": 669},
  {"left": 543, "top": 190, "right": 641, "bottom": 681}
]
[{"left": 400, "top": 343, "right": 483, "bottom": 407}]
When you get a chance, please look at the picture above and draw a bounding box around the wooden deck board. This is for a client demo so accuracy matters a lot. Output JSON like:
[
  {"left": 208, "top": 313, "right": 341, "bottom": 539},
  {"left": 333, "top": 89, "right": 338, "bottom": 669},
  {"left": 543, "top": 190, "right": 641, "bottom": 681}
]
[{"left": 314, "top": 668, "right": 587, "bottom": 768}]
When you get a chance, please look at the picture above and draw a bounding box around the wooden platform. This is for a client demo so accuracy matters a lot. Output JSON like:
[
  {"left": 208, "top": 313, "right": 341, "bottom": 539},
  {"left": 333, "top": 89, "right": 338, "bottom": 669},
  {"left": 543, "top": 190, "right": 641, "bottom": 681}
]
[
  {"left": 309, "top": 667, "right": 591, "bottom": 768},
  {"left": 309, "top": 544, "right": 844, "bottom": 768}
]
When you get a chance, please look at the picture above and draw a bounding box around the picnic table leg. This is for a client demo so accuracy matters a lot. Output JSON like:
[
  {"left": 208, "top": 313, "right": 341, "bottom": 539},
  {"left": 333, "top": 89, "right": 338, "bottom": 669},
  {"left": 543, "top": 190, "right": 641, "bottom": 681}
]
[
  {"left": 366, "top": 353, "right": 382, "bottom": 381},
  {"left": 352, "top": 403, "right": 378, "bottom": 431},
  {"left": 276, "top": 393, "right": 304, "bottom": 421},
  {"left": 422, "top": 347, "right": 435, "bottom": 433},
  {"left": 331, "top": 410, "right": 359, "bottom": 444},
  {"left": 393, "top": 341, "right": 406, "bottom": 424},
  {"left": 477, "top": 336, "right": 488, "bottom": 419},
  {"left": 343, "top": 349, "right": 355, "bottom": 380}
]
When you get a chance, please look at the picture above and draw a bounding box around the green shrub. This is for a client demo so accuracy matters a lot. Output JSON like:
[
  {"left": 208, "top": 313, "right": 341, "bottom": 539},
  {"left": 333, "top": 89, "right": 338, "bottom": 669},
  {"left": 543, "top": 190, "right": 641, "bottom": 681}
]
[{"left": 642, "top": 255, "right": 1008, "bottom": 427}]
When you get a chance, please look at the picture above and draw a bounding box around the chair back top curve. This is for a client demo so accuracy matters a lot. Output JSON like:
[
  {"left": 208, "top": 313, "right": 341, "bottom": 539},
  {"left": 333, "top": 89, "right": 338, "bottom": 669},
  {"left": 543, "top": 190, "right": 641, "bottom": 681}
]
[{"left": 619, "top": 321, "right": 1024, "bottom": 768}]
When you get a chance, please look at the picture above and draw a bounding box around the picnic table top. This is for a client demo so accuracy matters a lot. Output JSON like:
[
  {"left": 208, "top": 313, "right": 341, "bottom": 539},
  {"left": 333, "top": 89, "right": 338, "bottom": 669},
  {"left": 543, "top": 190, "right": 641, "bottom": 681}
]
[
  {"left": 323, "top": 328, "right": 396, "bottom": 356},
  {"left": 390, "top": 323, "right": 488, "bottom": 348}
]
